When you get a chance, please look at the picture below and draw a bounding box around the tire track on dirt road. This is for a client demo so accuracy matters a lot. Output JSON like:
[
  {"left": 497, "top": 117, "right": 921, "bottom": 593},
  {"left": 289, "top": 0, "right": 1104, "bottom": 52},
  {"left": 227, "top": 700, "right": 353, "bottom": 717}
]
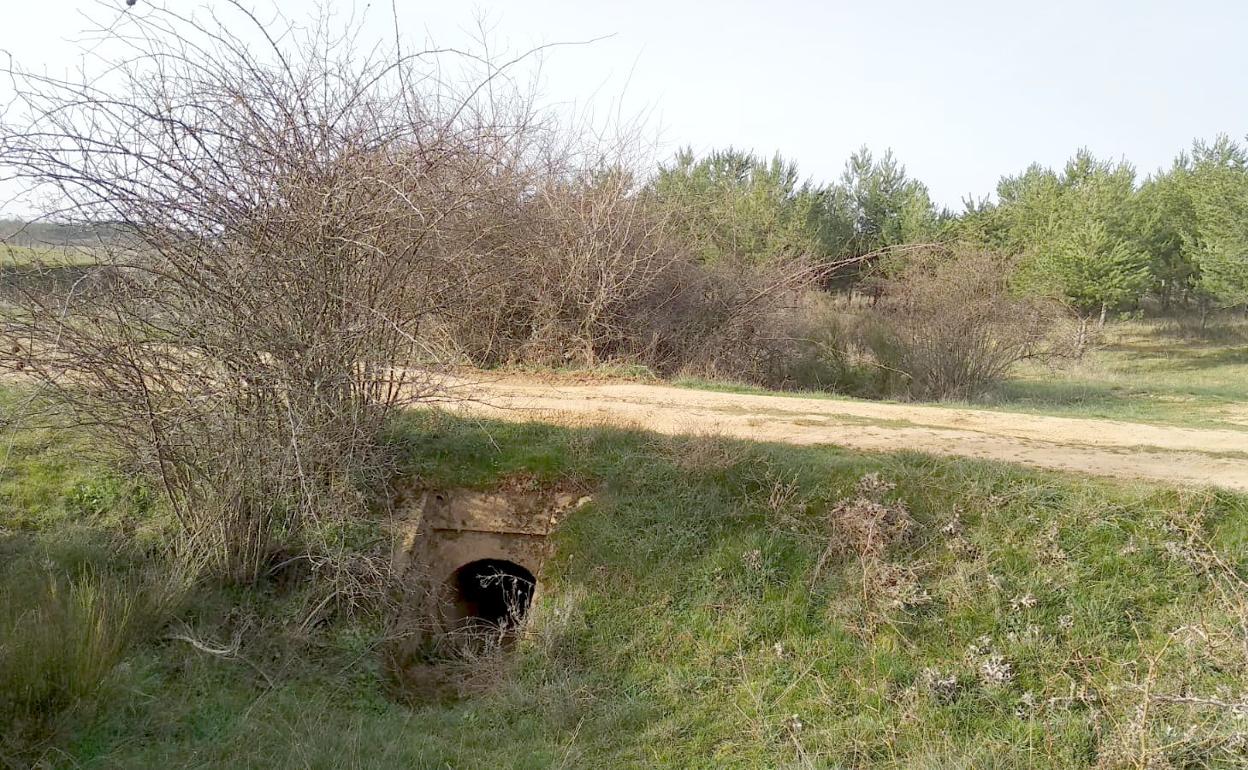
[{"left": 439, "top": 377, "right": 1248, "bottom": 492}]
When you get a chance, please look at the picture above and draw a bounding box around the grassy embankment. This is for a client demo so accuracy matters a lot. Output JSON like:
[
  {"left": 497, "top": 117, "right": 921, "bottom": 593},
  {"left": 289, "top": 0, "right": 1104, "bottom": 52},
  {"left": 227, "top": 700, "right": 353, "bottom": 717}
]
[{"left": 1, "top": 389, "right": 1247, "bottom": 767}]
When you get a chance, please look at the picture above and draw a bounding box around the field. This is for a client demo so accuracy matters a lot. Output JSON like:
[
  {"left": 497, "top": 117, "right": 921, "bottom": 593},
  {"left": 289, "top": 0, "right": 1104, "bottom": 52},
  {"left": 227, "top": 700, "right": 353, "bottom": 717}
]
[
  {"left": 3, "top": 392, "right": 1248, "bottom": 767},
  {"left": 0, "top": 244, "right": 99, "bottom": 268},
  {"left": 980, "top": 318, "right": 1248, "bottom": 431},
  {"left": 668, "top": 317, "right": 1248, "bottom": 433}
]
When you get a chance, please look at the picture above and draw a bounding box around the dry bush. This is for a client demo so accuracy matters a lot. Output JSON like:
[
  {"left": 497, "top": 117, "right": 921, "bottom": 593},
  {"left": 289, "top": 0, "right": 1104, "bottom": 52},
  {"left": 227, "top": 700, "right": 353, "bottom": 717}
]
[
  {"left": 810, "top": 472, "right": 927, "bottom": 635},
  {"left": 861, "top": 245, "right": 1072, "bottom": 400},
  {"left": 429, "top": 167, "right": 841, "bottom": 388},
  {"left": 0, "top": 4, "right": 861, "bottom": 595},
  {"left": 823, "top": 472, "right": 914, "bottom": 560},
  {"left": 810, "top": 472, "right": 913, "bottom": 582},
  {"left": 428, "top": 167, "right": 681, "bottom": 368},
  {"left": 645, "top": 258, "right": 850, "bottom": 388},
  {"left": 0, "top": 5, "right": 561, "bottom": 583}
]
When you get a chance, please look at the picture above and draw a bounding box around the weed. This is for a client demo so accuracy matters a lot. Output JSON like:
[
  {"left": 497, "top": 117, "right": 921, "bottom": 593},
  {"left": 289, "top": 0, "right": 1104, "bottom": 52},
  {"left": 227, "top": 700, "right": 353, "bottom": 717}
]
[{"left": 0, "top": 565, "right": 177, "bottom": 757}]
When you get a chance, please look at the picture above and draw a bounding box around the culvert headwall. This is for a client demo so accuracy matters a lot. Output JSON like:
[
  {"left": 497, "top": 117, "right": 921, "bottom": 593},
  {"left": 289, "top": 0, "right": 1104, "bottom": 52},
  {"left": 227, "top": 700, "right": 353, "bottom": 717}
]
[{"left": 390, "top": 485, "right": 590, "bottom": 635}]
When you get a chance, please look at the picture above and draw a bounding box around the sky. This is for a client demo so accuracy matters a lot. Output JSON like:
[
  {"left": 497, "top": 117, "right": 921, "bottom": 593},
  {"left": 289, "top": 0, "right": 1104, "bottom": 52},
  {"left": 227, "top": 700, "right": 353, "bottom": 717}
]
[{"left": 2, "top": 0, "right": 1247, "bottom": 212}]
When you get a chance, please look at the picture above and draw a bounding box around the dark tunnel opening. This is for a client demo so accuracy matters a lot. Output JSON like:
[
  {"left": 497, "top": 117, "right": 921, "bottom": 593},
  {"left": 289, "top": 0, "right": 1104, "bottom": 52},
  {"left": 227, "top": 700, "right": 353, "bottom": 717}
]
[{"left": 449, "top": 559, "right": 536, "bottom": 631}]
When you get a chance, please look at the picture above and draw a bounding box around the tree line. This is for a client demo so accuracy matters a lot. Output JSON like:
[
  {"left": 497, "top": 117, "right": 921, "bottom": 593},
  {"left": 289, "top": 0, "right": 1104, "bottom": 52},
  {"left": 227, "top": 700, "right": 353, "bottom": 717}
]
[
  {"left": 8, "top": 135, "right": 1244, "bottom": 322},
  {"left": 647, "top": 137, "right": 1248, "bottom": 320}
]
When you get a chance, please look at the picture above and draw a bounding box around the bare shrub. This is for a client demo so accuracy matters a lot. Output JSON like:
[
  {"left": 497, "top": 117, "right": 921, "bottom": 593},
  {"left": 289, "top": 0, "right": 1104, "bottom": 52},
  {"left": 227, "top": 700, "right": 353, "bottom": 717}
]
[
  {"left": 429, "top": 165, "right": 844, "bottom": 388},
  {"left": 0, "top": 6, "right": 558, "bottom": 583},
  {"left": 648, "top": 258, "right": 850, "bottom": 388},
  {"left": 824, "top": 472, "right": 913, "bottom": 560},
  {"left": 810, "top": 472, "right": 913, "bottom": 578},
  {"left": 861, "top": 245, "right": 1071, "bottom": 400},
  {"left": 810, "top": 473, "right": 926, "bottom": 635},
  {"left": 428, "top": 167, "right": 682, "bottom": 369},
  {"left": 0, "top": 3, "right": 866, "bottom": 595}
]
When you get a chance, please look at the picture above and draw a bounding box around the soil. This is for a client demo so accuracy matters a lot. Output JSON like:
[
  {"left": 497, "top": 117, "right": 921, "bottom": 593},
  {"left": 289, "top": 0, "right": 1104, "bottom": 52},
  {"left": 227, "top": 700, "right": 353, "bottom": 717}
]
[{"left": 437, "top": 375, "right": 1248, "bottom": 492}]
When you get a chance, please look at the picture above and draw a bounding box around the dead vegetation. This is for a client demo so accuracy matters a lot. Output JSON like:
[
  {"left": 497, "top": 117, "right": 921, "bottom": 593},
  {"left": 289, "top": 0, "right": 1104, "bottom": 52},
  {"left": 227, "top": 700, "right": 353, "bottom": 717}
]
[
  {"left": 860, "top": 245, "right": 1078, "bottom": 399},
  {"left": 0, "top": 3, "right": 527, "bottom": 582},
  {"left": 809, "top": 472, "right": 926, "bottom": 634},
  {"left": 430, "top": 170, "right": 846, "bottom": 388}
]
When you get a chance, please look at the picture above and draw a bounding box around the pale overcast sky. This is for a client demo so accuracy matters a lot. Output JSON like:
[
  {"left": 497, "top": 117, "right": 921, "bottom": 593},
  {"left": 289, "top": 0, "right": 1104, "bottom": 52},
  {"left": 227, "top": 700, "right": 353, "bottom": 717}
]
[{"left": 3, "top": 0, "right": 1247, "bottom": 212}]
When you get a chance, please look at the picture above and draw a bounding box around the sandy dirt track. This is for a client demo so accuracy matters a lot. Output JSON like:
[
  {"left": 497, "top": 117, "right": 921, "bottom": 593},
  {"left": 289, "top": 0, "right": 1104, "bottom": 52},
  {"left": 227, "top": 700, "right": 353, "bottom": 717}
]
[{"left": 439, "top": 376, "right": 1248, "bottom": 491}]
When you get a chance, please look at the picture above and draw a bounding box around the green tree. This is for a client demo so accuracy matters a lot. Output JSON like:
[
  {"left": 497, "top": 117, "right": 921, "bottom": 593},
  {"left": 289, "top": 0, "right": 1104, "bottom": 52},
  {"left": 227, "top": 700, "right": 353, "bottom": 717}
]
[
  {"left": 649, "top": 148, "right": 825, "bottom": 264},
  {"left": 1039, "top": 219, "right": 1151, "bottom": 322},
  {"left": 995, "top": 149, "right": 1150, "bottom": 316},
  {"left": 993, "top": 163, "right": 1064, "bottom": 254},
  {"left": 820, "top": 146, "right": 940, "bottom": 258},
  {"left": 1131, "top": 162, "right": 1199, "bottom": 310},
  {"left": 1186, "top": 135, "right": 1248, "bottom": 310}
]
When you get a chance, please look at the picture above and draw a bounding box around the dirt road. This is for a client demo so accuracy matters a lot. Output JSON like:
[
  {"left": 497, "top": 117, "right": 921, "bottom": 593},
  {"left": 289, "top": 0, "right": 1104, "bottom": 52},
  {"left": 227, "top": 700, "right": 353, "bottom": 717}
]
[{"left": 442, "top": 376, "right": 1248, "bottom": 491}]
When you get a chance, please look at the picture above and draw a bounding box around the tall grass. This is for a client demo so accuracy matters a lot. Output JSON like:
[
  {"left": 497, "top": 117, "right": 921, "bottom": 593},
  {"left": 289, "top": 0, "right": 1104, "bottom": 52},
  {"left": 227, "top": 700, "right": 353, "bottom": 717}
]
[{"left": 0, "top": 563, "right": 178, "bottom": 756}]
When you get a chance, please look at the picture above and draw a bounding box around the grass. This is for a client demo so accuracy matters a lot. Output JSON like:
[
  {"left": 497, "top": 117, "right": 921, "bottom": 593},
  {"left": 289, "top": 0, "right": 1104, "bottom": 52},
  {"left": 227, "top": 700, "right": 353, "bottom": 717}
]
[
  {"left": 0, "top": 244, "right": 99, "bottom": 268},
  {"left": 971, "top": 318, "right": 1248, "bottom": 430},
  {"left": 0, "top": 568, "right": 167, "bottom": 745},
  {"left": 677, "top": 317, "right": 1248, "bottom": 432},
  {"left": 2, "top": 402, "right": 1247, "bottom": 767}
]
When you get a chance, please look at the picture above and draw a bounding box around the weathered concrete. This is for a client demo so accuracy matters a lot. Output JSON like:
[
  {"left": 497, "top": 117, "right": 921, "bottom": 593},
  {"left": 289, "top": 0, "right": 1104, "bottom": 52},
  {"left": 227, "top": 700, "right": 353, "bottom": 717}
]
[{"left": 390, "top": 486, "right": 590, "bottom": 631}]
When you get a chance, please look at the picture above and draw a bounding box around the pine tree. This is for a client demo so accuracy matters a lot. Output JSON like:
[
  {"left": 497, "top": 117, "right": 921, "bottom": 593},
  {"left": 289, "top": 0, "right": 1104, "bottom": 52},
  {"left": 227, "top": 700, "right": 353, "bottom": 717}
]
[
  {"left": 649, "top": 148, "right": 825, "bottom": 264},
  {"left": 1187, "top": 136, "right": 1248, "bottom": 310}
]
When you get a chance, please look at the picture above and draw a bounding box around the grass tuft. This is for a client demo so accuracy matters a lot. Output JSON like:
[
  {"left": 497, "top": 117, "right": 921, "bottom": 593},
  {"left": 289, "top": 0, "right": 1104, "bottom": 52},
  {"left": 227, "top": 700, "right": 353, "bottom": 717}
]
[{"left": 0, "top": 564, "right": 178, "bottom": 757}]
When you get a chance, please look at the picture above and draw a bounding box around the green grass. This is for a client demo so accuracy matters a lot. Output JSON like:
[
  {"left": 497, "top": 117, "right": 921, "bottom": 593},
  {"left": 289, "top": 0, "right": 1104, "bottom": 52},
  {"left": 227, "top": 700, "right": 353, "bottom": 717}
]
[
  {"left": 677, "top": 318, "right": 1248, "bottom": 432},
  {"left": 970, "top": 318, "right": 1248, "bottom": 430},
  {"left": 2, "top": 405, "right": 1247, "bottom": 767},
  {"left": 0, "top": 244, "right": 99, "bottom": 268}
]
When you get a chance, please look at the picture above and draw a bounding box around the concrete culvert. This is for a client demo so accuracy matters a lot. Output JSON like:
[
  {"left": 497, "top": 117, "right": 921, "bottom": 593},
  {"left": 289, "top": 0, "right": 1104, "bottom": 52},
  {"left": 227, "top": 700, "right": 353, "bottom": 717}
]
[{"left": 449, "top": 558, "right": 535, "bottom": 630}]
